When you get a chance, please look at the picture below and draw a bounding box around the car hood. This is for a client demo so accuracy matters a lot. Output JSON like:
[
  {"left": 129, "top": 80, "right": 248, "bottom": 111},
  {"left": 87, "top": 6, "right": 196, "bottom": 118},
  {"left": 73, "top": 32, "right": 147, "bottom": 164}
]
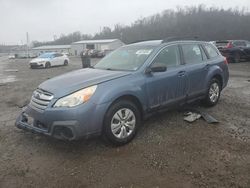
[
  {"left": 30, "top": 58, "right": 50, "bottom": 63},
  {"left": 38, "top": 68, "right": 131, "bottom": 98}
]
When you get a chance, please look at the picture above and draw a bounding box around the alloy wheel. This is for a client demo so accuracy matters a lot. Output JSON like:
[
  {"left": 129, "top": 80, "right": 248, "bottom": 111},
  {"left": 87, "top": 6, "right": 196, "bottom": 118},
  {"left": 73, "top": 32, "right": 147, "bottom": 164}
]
[
  {"left": 111, "top": 108, "right": 136, "bottom": 139},
  {"left": 209, "top": 82, "right": 220, "bottom": 103}
]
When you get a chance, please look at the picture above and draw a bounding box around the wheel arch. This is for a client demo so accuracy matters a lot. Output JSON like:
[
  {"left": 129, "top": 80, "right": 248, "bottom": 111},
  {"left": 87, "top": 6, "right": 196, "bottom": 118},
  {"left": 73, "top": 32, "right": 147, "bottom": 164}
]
[
  {"left": 206, "top": 65, "right": 224, "bottom": 90},
  {"left": 212, "top": 74, "right": 223, "bottom": 89},
  {"left": 105, "top": 94, "right": 144, "bottom": 121}
]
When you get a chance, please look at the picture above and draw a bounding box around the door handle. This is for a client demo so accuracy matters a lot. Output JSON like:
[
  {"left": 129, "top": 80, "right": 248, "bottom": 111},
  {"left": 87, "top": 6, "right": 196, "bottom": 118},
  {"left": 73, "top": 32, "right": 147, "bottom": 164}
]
[{"left": 178, "top": 71, "right": 186, "bottom": 77}]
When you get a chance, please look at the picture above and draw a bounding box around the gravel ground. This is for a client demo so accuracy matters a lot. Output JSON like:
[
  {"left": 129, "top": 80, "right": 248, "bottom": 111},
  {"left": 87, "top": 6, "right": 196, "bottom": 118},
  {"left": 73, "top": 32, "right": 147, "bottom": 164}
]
[{"left": 0, "top": 57, "right": 250, "bottom": 188}]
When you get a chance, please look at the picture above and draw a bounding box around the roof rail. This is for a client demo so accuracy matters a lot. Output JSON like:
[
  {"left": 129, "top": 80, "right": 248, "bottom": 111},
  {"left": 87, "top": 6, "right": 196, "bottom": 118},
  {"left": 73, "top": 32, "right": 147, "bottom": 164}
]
[{"left": 162, "top": 36, "right": 199, "bottom": 43}]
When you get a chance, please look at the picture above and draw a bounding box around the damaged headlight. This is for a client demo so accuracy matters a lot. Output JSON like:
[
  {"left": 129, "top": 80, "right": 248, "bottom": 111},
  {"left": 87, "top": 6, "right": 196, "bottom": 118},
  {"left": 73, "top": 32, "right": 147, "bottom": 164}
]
[{"left": 53, "top": 85, "right": 97, "bottom": 108}]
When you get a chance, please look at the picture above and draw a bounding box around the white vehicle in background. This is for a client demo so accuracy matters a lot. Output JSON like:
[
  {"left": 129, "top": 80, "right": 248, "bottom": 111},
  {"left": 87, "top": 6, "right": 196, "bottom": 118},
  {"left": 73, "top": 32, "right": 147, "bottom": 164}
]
[
  {"left": 29, "top": 52, "right": 69, "bottom": 69},
  {"left": 8, "top": 54, "right": 15, "bottom": 59}
]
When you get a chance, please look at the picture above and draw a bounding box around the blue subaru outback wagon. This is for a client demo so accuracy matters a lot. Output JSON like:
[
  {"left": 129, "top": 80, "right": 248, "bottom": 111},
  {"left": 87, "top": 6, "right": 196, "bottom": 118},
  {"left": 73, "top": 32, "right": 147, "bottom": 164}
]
[{"left": 16, "top": 39, "right": 229, "bottom": 145}]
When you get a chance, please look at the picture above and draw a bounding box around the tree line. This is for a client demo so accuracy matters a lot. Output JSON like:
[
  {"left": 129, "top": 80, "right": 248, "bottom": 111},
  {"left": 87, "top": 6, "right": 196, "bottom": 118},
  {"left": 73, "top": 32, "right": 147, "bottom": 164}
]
[{"left": 33, "top": 5, "right": 250, "bottom": 47}]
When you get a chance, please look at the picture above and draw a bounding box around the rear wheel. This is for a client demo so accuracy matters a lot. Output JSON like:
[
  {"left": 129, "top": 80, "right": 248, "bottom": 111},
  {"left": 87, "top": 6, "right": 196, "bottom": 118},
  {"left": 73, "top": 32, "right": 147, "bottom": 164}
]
[
  {"left": 45, "top": 62, "right": 51, "bottom": 68},
  {"left": 64, "top": 60, "right": 68, "bottom": 66},
  {"left": 234, "top": 53, "right": 240, "bottom": 63},
  {"left": 103, "top": 100, "right": 141, "bottom": 146},
  {"left": 203, "top": 78, "right": 221, "bottom": 107}
]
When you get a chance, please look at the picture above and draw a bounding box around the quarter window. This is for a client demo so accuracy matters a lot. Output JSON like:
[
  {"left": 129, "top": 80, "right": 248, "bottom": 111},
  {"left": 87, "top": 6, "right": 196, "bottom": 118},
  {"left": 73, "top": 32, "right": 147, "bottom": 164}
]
[
  {"left": 204, "top": 44, "right": 219, "bottom": 58},
  {"left": 182, "top": 44, "right": 203, "bottom": 64},
  {"left": 152, "top": 45, "right": 180, "bottom": 67}
]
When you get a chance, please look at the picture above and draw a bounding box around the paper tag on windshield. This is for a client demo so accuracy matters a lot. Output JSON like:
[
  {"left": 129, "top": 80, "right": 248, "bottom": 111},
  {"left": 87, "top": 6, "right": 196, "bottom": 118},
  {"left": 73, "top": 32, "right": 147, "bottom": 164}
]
[{"left": 136, "top": 49, "right": 152, "bottom": 55}]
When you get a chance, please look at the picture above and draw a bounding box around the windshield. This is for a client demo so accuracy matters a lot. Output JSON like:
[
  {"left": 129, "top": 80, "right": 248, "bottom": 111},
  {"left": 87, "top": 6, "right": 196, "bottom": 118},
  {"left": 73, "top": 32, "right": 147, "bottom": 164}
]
[
  {"left": 38, "top": 53, "right": 54, "bottom": 58},
  {"left": 94, "top": 46, "right": 154, "bottom": 71}
]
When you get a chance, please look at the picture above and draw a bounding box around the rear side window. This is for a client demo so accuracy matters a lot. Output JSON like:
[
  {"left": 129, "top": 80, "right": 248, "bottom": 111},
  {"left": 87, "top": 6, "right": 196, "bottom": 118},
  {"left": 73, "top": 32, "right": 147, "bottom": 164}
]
[
  {"left": 181, "top": 44, "right": 203, "bottom": 64},
  {"left": 233, "top": 41, "right": 246, "bottom": 47},
  {"left": 152, "top": 45, "right": 180, "bottom": 67},
  {"left": 204, "top": 44, "right": 219, "bottom": 58}
]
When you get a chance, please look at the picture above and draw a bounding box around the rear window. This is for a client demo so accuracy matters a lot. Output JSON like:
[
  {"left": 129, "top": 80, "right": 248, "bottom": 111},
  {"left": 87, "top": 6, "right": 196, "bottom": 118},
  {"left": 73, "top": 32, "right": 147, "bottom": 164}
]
[
  {"left": 204, "top": 44, "right": 219, "bottom": 58},
  {"left": 215, "top": 41, "right": 229, "bottom": 48}
]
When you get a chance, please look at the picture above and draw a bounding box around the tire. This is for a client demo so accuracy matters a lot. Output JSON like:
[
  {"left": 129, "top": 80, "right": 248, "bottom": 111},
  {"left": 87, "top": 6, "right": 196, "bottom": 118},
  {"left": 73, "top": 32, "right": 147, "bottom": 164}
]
[
  {"left": 45, "top": 62, "right": 51, "bottom": 68},
  {"left": 234, "top": 53, "right": 240, "bottom": 63},
  {"left": 64, "top": 60, "right": 68, "bottom": 66},
  {"left": 203, "top": 78, "right": 221, "bottom": 107},
  {"left": 103, "top": 100, "right": 141, "bottom": 146}
]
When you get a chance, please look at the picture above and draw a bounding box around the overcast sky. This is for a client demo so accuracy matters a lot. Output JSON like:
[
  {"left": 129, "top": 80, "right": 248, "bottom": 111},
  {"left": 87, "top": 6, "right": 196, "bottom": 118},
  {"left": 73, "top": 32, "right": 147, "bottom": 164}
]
[{"left": 0, "top": 0, "right": 249, "bottom": 45}]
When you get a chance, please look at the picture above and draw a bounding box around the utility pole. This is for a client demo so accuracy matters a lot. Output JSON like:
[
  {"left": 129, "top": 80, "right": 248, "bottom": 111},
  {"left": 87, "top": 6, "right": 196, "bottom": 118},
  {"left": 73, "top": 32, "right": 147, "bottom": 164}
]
[
  {"left": 120, "top": 32, "right": 123, "bottom": 42},
  {"left": 26, "top": 32, "right": 29, "bottom": 58}
]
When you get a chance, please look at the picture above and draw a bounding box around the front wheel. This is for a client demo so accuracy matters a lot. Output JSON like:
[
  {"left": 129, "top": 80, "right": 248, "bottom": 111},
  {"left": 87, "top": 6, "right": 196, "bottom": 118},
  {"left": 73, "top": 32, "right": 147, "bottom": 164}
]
[
  {"left": 103, "top": 100, "right": 141, "bottom": 146},
  {"left": 203, "top": 78, "right": 221, "bottom": 107}
]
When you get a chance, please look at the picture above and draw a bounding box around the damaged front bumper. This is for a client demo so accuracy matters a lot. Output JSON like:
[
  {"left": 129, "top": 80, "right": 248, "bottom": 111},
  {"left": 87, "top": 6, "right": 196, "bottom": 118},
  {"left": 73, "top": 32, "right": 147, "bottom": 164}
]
[
  {"left": 15, "top": 100, "right": 108, "bottom": 140},
  {"left": 15, "top": 109, "right": 82, "bottom": 140}
]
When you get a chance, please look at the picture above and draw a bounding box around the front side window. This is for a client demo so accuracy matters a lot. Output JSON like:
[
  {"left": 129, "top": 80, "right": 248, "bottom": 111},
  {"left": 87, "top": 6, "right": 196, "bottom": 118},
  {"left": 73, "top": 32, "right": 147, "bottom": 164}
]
[
  {"left": 94, "top": 46, "right": 155, "bottom": 71},
  {"left": 38, "top": 53, "right": 54, "bottom": 58},
  {"left": 182, "top": 44, "right": 203, "bottom": 64},
  {"left": 152, "top": 45, "right": 180, "bottom": 67},
  {"left": 204, "top": 44, "right": 219, "bottom": 58}
]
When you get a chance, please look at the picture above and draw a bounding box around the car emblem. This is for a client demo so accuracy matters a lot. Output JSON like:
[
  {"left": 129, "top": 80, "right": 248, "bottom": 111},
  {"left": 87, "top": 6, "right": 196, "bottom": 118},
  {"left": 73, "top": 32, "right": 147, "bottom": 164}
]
[{"left": 34, "top": 92, "right": 41, "bottom": 99}]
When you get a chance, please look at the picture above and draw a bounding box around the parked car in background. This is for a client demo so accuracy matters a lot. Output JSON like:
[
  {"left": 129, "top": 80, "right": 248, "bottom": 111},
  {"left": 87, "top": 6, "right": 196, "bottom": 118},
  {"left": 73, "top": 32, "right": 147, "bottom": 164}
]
[
  {"left": 29, "top": 52, "right": 69, "bottom": 68},
  {"left": 16, "top": 39, "right": 229, "bottom": 145},
  {"left": 214, "top": 40, "right": 250, "bottom": 63},
  {"left": 89, "top": 49, "right": 105, "bottom": 58},
  {"left": 8, "top": 54, "right": 15, "bottom": 59}
]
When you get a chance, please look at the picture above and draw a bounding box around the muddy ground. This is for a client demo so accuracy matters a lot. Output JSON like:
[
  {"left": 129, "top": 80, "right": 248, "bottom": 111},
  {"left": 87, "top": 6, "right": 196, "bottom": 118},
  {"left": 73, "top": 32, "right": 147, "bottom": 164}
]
[{"left": 0, "top": 57, "right": 250, "bottom": 188}]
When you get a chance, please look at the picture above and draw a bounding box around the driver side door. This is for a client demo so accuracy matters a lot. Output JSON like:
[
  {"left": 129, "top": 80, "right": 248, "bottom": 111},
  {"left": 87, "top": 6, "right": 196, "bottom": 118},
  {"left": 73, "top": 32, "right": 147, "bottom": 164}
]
[{"left": 145, "top": 45, "right": 188, "bottom": 111}]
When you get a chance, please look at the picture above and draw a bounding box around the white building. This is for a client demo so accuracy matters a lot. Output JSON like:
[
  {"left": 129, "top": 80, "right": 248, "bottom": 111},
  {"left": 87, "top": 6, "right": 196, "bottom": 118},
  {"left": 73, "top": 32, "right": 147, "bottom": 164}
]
[
  {"left": 32, "top": 45, "right": 71, "bottom": 56},
  {"left": 71, "top": 39, "right": 124, "bottom": 56}
]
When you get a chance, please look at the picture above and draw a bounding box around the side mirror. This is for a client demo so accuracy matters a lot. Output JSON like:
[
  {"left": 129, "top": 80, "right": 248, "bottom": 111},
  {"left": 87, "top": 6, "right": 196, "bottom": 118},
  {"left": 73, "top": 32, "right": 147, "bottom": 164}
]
[{"left": 145, "top": 63, "right": 167, "bottom": 74}]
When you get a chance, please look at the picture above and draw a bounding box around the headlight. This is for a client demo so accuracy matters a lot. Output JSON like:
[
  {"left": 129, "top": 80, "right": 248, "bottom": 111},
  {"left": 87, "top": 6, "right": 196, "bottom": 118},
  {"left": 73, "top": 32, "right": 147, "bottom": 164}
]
[{"left": 53, "top": 85, "right": 97, "bottom": 108}]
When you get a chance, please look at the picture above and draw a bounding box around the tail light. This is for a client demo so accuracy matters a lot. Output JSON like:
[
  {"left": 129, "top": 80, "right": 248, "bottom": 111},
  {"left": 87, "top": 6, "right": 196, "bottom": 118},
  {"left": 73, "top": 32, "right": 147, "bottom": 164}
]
[{"left": 226, "top": 42, "right": 233, "bottom": 48}]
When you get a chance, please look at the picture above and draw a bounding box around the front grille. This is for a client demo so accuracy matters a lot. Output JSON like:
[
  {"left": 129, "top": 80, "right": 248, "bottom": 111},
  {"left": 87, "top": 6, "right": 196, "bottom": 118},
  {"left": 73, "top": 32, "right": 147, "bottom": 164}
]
[{"left": 29, "top": 89, "right": 53, "bottom": 112}]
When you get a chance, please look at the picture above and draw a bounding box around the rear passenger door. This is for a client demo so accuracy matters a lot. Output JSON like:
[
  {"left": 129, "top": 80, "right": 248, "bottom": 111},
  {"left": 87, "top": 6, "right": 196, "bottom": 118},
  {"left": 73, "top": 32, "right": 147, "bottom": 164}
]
[
  {"left": 181, "top": 43, "right": 208, "bottom": 99},
  {"left": 145, "top": 45, "right": 188, "bottom": 110}
]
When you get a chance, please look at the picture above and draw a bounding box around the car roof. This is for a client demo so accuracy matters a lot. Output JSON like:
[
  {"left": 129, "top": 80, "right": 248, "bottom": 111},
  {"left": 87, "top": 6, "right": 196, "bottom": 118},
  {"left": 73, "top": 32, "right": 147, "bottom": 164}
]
[
  {"left": 127, "top": 39, "right": 206, "bottom": 48},
  {"left": 127, "top": 40, "right": 163, "bottom": 47},
  {"left": 215, "top": 40, "right": 248, "bottom": 42}
]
